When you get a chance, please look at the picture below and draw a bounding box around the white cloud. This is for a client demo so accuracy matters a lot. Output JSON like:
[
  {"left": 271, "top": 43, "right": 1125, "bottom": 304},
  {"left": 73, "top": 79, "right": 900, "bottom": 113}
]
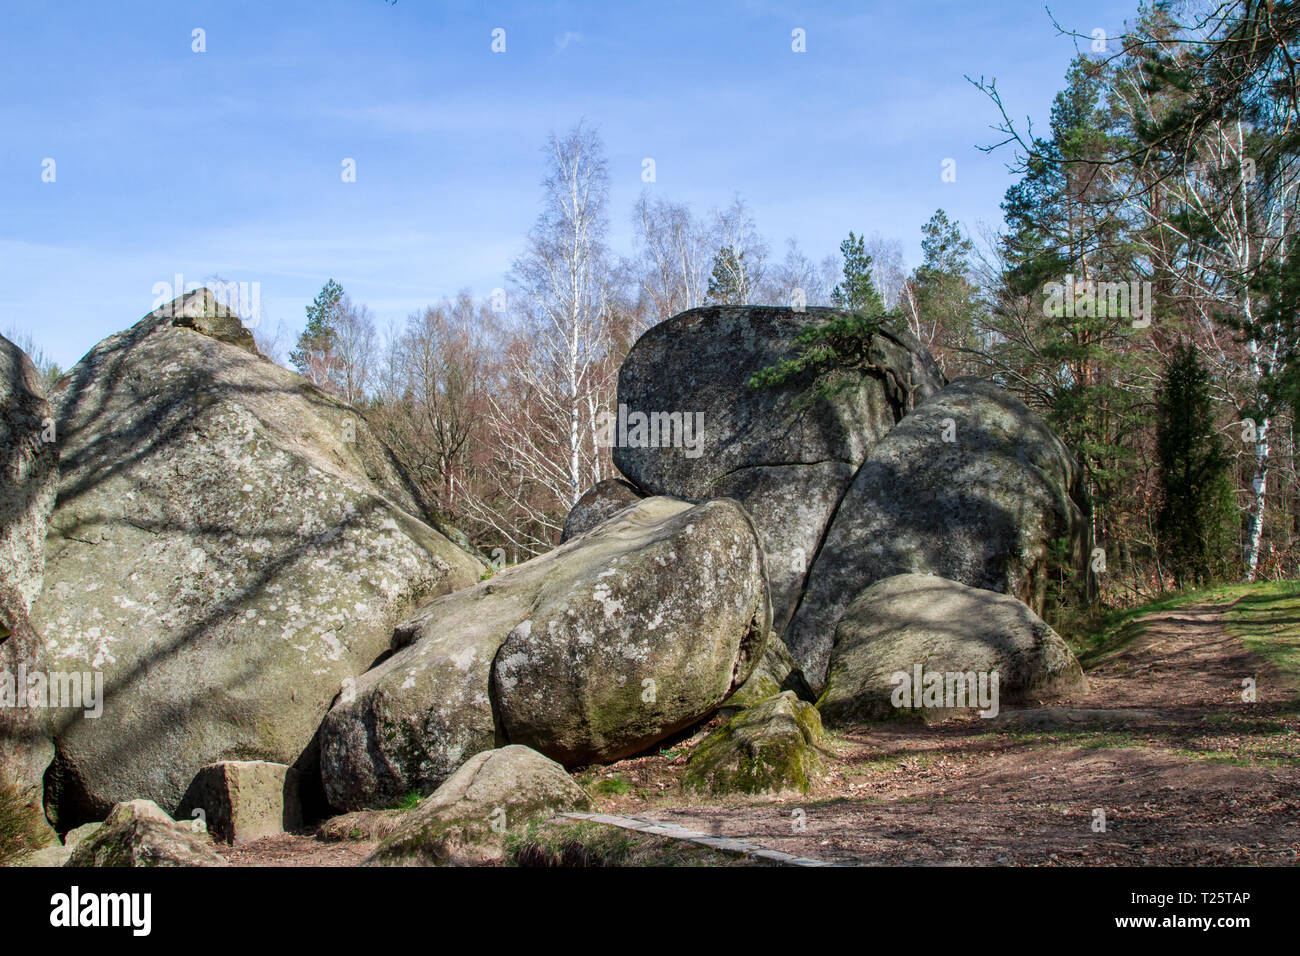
[{"left": 555, "top": 30, "right": 585, "bottom": 51}]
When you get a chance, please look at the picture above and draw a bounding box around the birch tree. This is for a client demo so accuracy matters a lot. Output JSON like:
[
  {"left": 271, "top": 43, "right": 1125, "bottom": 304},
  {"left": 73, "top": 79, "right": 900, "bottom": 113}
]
[
  {"left": 482, "top": 123, "right": 620, "bottom": 551},
  {"left": 631, "top": 192, "right": 711, "bottom": 325}
]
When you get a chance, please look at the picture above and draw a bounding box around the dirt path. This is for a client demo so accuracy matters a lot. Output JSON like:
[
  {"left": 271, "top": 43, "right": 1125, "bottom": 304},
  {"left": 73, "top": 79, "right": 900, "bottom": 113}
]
[
  {"left": 589, "top": 598, "right": 1300, "bottom": 866},
  {"left": 1080, "top": 600, "right": 1276, "bottom": 711},
  {"left": 221, "top": 599, "right": 1300, "bottom": 866}
]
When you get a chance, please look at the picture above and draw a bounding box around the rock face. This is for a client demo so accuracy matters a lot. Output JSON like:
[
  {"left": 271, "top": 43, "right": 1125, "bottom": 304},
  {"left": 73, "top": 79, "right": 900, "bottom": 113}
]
[
  {"left": 0, "top": 333, "right": 58, "bottom": 832},
  {"left": 613, "top": 306, "right": 944, "bottom": 638},
  {"left": 321, "top": 496, "right": 770, "bottom": 810},
  {"left": 818, "top": 574, "right": 1088, "bottom": 725},
  {"left": 0, "top": 603, "right": 54, "bottom": 838},
  {"left": 684, "top": 691, "right": 827, "bottom": 795},
  {"left": 788, "top": 378, "right": 1087, "bottom": 689},
  {"left": 31, "top": 291, "right": 485, "bottom": 822},
  {"left": 560, "top": 478, "right": 645, "bottom": 542},
  {"left": 67, "top": 799, "right": 227, "bottom": 867},
  {"left": 0, "top": 333, "right": 57, "bottom": 615},
  {"left": 367, "top": 745, "right": 591, "bottom": 866},
  {"left": 178, "top": 760, "right": 302, "bottom": 845}
]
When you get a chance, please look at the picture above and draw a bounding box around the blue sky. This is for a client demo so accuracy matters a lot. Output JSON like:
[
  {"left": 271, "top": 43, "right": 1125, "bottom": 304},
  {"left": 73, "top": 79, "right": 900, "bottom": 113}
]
[{"left": 1, "top": 0, "right": 1142, "bottom": 370}]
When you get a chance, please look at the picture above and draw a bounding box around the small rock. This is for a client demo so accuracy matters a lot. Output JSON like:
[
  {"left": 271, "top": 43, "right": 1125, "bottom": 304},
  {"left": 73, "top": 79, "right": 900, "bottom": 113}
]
[
  {"left": 179, "top": 760, "right": 302, "bottom": 845},
  {"left": 560, "top": 478, "right": 645, "bottom": 541},
  {"left": 13, "top": 844, "right": 73, "bottom": 867},
  {"left": 684, "top": 692, "right": 827, "bottom": 795},
  {"left": 67, "top": 799, "right": 227, "bottom": 867},
  {"left": 366, "top": 746, "right": 591, "bottom": 866},
  {"left": 63, "top": 822, "right": 102, "bottom": 848}
]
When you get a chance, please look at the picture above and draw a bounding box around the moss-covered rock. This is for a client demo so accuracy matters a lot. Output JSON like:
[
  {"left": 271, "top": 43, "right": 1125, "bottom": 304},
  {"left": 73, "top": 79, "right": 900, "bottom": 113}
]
[
  {"left": 720, "top": 634, "right": 813, "bottom": 717},
  {"left": 684, "top": 691, "right": 826, "bottom": 795},
  {"left": 366, "top": 745, "right": 590, "bottom": 866}
]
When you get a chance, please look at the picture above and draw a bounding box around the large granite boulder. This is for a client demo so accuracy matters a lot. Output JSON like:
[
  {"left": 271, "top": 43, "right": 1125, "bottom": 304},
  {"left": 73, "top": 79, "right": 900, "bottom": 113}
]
[
  {"left": 31, "top": 291, "right": 485, "bottom": 823},
  {"left": 321, "top": 496, "right": 770, "bottom": 810},
  {"left": 818, "top": 574, "right": 1088, "bottom": 725},
  {"left": 66, "top": 799, "right": 227, "bottom": 867},
  {"left": 367, "top": 745, "right": 591, "bottom": 866},
  {"left": 787, "top": 377, "right": 1088, "bottom": 689},
  {"left": 613, "top": 306, "right": 943, "bottom": 637},
  {"left": 560, "top": 478, "right": 645, "bottom": 542},
  {"left": 0, "top": 333, "right": 58, "bottom": 835}
]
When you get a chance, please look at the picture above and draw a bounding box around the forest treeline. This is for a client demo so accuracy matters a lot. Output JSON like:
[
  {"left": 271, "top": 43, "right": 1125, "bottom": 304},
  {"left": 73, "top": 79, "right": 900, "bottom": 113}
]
[{"left": 29, "top": 0, "right": 1288, "bottom": 610}]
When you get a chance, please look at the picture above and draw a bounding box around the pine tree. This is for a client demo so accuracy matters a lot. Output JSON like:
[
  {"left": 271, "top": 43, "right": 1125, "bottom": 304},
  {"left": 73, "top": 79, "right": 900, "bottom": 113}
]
[
  {"left": 1156, "top": 343, "right": 1236, "bottom": 588},
  {"left": 906, "top": 209, "right": 978, "bottom": 369},
  {"left": 291, "top": 279, "right": 345, "bottom": 383},
  {"left": 707, "top": 245, "right": 750, "bottom": 304},
  {"left": 749, "top": 231, "right": 899, "bottom": 402},
  {"left": 994, "top": 56, "right": 1148, "bottom": 573},
  {"left": 830, "top": 231, "right": 884, "bottom": 314}
]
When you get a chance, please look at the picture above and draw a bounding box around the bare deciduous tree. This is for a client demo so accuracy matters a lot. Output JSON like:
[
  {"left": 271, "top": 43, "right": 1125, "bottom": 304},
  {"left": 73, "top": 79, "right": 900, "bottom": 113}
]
[
  {"left": 332, "top": 296, "right": 377, "bottom": 405},
  {"left": 630, "top": 192, "right": 711, "bottom": 325},
  {"left": 476, "top": 122, "right": 622, "bottom": 552},
  {"left": 762, "top": 237, "right": 832, "bottom": 308},
  {"left": 864, "top": 233, "right": 907, "bottom": 310}
]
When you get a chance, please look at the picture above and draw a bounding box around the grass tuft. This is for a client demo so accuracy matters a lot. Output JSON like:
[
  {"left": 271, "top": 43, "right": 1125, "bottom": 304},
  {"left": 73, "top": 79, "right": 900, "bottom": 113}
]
[{"left": 0, "top": 784, "right": 49, "bottom": 864}]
